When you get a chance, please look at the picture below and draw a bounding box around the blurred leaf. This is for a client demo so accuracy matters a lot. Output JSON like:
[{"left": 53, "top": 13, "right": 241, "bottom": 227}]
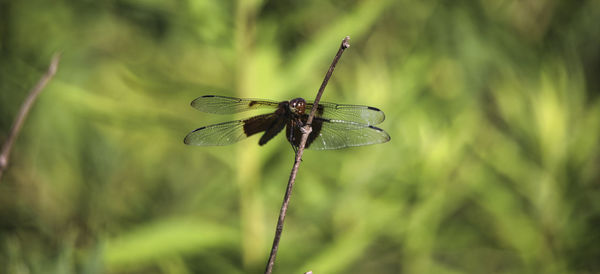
[{"left": 104, "top": 219, "right": 239, "bottom": 270}]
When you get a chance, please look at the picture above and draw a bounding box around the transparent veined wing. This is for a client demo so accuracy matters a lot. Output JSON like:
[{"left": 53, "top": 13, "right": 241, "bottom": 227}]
[
  {"left": 286, "top": 117, "right": 390, "bottom": 150},
  {"left": 306, "top": 101, "right": 385, "bottom": 125},
  {"left": 184, "top": 113, "right": 278, "bottom": 146},
  {"left": 191, "top": 95, "right": 280, "bottom": 114}
]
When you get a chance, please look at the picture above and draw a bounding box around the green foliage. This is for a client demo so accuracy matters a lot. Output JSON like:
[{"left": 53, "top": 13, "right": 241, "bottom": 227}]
[{"left": 1, "top": 0, "right": 600, "bottom": 273}]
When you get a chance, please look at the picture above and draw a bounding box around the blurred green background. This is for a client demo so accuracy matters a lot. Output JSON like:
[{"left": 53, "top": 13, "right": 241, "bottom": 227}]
[{"left": 1, "top": 0, "right": 600, "bottom": 273}]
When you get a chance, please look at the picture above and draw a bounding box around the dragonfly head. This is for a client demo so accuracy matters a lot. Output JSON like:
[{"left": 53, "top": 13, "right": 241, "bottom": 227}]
[{"left": 289, "top": 98, "right": 306, "bottom": 115}]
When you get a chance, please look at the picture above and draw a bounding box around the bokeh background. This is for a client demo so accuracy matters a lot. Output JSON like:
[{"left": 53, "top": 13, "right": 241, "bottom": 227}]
[{"left": 1, "top": 0, "right": 600, "bottom": 273}]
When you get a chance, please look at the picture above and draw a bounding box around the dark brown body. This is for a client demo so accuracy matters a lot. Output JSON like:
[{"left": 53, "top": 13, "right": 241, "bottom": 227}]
[{"left": 243, "top": 98, "right": 322, "bottom": 149}]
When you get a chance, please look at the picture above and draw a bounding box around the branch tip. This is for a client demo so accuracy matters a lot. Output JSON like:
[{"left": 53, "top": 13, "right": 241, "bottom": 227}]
[
  {"left": 342, "top": 36, "right": 351, "bottom": 49},
  {"left": 48, "top": 53, "right": 62, "bottom": 75}
]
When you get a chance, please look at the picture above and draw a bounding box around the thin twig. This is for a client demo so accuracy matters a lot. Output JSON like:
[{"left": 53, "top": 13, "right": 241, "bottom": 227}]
[
  {"left": 264, "top": 36, "right": 350, "bottom": 274},
  {"left": 0, "top": 53, "right": 61, "bottom": 181}
]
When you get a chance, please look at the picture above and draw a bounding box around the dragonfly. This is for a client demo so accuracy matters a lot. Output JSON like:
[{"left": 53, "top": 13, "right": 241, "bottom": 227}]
[{"left": 184, "top": 95, "right": 390, "bottom": 150}]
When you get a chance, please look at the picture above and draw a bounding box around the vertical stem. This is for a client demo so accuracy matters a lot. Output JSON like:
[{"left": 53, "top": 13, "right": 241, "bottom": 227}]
[
  {"left": 234, "top": 0, "right": 265, "bottom": 270},
  {"left": 264, "top": 36, "right": 350, "bottom": 274}
]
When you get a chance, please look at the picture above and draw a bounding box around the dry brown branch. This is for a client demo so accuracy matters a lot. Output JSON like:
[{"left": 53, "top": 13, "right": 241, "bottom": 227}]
[
  {"left": 264, "top": 36, "right": 350, "bottom": 274},
  {"left": 0, "top": 53, "right": 61, "bottom": 181}
]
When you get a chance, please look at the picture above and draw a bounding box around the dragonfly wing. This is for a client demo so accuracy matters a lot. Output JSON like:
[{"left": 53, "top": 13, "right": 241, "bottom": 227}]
[
  {"left": 306, "top": 101, "right": 386, "bottom": 125},
  {"left": 191, "top": 95, "right": 280, "bottom": 114},
  {"left": 184, "top": 113, "right": 279, "bottom": 146},
  {"left": 305, "top": 118, "right": 390, "bottom": 150},
  {"left": 184, "top": 120, "right": 248, "bottom": 146}
]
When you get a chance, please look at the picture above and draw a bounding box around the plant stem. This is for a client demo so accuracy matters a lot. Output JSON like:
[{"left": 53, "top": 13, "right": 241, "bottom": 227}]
[
  {"left": 264, "top": 36, "right": 350, "bottom": 274},
  {"left": 0, "top": 53, "right": 61, "bottom": 182}
]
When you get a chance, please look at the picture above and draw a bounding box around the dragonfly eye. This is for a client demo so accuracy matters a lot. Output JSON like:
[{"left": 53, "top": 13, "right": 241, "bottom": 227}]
[{"left": 289, "top": 98, "right": 306, "bottom": 115}]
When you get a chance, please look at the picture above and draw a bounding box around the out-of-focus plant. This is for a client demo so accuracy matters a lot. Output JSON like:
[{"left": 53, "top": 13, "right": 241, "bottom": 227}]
[{"left": 1, "top": 0, "right": 599, "bottom": 273}]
